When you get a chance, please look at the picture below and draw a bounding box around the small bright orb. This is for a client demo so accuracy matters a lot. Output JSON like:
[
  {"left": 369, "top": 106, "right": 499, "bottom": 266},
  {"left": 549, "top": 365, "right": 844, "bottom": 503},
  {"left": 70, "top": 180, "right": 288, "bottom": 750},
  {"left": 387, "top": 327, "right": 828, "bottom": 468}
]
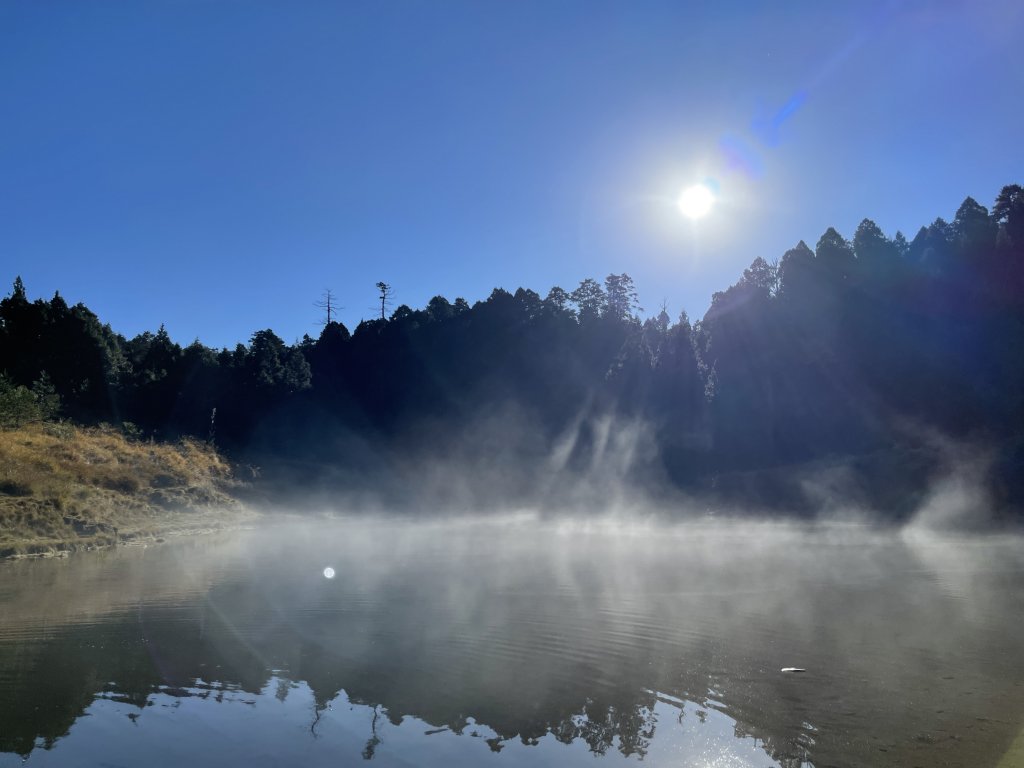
[
  {"left": 677, "top": 183, "right": 715, "bottom": 219},
  {"left": 323, "top": 567, "right": 335, "bottom": 579}
]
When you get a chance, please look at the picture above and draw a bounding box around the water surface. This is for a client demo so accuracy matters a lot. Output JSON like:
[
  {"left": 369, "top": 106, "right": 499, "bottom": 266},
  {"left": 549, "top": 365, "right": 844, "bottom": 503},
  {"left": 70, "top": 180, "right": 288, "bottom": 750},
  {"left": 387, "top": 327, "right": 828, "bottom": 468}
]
[{"left": 1, "top": 517, "right": 1022, "bottom": 767}]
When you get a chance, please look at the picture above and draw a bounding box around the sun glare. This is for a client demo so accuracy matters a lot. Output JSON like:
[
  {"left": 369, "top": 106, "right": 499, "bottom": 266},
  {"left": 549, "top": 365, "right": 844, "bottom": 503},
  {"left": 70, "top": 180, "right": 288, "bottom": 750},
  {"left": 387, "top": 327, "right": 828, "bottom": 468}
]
[{"left": 677, "top": 183, "right": 715, "bottom": 219}]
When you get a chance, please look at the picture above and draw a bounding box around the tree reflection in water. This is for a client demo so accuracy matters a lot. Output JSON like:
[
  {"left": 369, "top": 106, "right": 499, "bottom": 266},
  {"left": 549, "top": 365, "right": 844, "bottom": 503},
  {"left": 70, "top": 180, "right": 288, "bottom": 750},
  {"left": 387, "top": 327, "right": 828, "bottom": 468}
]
[{"left": 0, "top": 520, "right": 1022, "bottom": 768}]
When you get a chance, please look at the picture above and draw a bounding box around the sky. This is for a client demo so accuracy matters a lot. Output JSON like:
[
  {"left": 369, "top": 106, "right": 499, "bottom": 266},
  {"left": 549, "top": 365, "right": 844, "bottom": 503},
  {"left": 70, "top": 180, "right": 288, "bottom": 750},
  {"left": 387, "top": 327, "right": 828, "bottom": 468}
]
[{"left": 2, "top": 0, "right": 1023, "bottom": 348}]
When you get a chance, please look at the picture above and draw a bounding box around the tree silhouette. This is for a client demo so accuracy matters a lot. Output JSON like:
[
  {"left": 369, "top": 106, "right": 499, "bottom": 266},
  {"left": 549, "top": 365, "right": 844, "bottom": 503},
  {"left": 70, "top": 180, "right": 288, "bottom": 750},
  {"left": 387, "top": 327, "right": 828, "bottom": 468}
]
[
  {"left": 314, "top": 289, "right": 340, "bottom": 326},
  {"left": 376, "top": 282, "right": 393, "bottom": 321},
  {"left": 570, "top": 278, "right": 606, "bottom": 322},
  {"left": 992, "top": 184, "right": 1024, "bottom": 246},
  {"left": 604, "top": 273, "right": 641, "bottom": 322},
  {"left": 1, "top": 184, "right": 1023, "bottom": 518}
]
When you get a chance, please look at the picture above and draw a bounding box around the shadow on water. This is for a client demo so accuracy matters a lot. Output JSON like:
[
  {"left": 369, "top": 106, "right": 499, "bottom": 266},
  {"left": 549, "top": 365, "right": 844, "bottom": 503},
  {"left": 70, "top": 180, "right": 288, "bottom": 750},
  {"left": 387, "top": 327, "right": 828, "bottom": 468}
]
[{"left": 1, "top": 517, "right": 1023, "bottom": 767}]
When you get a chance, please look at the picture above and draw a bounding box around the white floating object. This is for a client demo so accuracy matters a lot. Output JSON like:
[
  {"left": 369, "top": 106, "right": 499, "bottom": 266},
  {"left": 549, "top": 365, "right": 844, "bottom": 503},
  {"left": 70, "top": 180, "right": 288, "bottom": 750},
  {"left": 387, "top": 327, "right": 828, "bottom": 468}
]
[
  {"left": 323, "top": 567, "right": 335, "bottom": 579},
  {"left": 780, "top": 667, "right": 806, "bottom": 673}
]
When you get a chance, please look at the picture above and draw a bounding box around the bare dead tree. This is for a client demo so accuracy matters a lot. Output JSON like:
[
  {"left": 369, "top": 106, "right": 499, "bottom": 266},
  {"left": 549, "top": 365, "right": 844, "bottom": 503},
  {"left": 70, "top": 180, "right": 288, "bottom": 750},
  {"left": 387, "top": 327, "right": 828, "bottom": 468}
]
[
  {"left": 362, "top": 704, "right": 382, "bottom": 759},
  {"left": 314, "top": 289, "right": 340, "bottom": 326},
  {"left": 310, "top": 702, "right": 324, "bottom": 738}
]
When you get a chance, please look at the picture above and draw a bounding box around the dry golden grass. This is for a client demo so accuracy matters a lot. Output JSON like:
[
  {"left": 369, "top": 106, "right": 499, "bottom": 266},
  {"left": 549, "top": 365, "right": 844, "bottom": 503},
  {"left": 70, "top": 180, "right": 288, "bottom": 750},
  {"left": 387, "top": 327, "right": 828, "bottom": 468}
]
[{"left": 0, "top": 423, "right": 250, "bottom": 558}]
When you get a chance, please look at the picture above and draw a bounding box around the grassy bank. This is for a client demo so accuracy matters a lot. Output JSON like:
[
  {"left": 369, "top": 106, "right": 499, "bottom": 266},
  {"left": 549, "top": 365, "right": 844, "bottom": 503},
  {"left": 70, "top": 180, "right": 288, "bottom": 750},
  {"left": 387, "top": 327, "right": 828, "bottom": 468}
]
[{"left": 0, "top": 422, "right": 252, "bottom": 558}]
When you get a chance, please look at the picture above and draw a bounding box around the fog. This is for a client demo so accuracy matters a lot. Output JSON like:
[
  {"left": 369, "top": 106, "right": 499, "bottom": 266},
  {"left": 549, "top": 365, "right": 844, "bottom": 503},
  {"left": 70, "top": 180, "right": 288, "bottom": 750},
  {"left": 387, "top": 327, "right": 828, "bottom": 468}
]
[
  {"left": 5, "top": 403, "right": 1022, "bottom": 766},
  {"left": 210, "top": 516, "right": 1024, "bottom": 767},
  {"left": 3, "top": 514, "right": 1023, "bottom": 767},
  {"left": 244, "top": 394, "right": 1024, "bottom": 538}
]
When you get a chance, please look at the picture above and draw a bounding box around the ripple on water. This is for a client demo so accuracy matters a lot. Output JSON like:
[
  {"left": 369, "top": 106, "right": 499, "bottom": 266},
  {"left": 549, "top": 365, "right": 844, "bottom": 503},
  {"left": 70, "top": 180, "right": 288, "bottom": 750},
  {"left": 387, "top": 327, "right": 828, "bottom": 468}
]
[{"left": 0, "top": 521, "right": 1022, "bottom": 768}]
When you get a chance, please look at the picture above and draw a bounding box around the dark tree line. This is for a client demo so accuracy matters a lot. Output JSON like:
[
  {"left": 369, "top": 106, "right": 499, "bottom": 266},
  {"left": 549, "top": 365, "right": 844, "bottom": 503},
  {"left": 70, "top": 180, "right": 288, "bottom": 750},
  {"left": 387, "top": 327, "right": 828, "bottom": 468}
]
[{"left": 2, "top": 185, "right": 1023, "bottom": 516}]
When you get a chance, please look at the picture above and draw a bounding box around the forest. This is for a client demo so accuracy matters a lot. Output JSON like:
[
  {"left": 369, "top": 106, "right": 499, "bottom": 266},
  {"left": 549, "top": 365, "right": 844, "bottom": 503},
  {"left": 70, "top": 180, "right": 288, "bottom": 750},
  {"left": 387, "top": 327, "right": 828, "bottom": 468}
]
[{"left": 2, "top": 184, "right": 1023, "bottom": 520}]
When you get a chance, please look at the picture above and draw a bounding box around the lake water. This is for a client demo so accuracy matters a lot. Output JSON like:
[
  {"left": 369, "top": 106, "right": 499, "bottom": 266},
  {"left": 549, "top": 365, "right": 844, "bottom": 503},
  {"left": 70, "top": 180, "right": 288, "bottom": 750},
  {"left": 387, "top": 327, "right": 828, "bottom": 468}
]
[{"left": 0, "top": 517, "right": 1022, "bottom": 767}]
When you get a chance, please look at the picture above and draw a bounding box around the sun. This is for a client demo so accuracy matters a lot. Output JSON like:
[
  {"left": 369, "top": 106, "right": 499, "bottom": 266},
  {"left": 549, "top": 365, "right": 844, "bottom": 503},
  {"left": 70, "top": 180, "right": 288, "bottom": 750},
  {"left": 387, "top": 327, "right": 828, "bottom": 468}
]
[{"left": 677, "top": 183, "right": 715, "bottom": 219}]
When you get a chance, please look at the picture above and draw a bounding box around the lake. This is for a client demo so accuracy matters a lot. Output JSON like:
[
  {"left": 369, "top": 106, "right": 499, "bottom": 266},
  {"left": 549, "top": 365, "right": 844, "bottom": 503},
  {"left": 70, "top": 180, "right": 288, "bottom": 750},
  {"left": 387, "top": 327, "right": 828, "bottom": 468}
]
[{"left": 0, "top": 517, "right": 1022, "bottom": 767}]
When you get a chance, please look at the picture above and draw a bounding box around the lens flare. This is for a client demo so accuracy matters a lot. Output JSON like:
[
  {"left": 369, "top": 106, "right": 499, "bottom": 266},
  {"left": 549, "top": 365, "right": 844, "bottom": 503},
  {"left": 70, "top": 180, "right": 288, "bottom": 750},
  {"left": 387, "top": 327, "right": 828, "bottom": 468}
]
[{"left": 677, "top": 184, "right": 715, "bottom": 219}]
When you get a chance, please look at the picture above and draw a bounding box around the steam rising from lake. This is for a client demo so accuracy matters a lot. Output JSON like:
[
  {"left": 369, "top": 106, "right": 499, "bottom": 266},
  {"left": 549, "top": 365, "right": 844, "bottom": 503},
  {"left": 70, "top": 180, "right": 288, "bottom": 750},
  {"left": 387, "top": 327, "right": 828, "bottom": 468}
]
[
  {"left": 1, "top": 516, "right": 1022, "bottom": 767},
  {"left": 253, "top": 398, "right": 1020, "bottom": 531}
]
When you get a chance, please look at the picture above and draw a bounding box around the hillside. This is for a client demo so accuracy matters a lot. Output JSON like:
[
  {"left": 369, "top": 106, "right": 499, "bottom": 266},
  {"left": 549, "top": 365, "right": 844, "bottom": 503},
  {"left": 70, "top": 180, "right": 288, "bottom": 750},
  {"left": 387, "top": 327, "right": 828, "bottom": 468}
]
[
  {"left": 1, "top": 185, "right": 1023, "bottom": 519},
  {"left": 0, "top": 422, "right": 251, "bottom": 558}
]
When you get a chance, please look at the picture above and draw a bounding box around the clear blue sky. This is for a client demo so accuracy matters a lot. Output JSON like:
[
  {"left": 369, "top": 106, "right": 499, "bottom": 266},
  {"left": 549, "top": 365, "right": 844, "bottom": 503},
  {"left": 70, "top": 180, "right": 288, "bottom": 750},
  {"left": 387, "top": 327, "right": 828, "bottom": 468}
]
[{"left": 2, "top": 1, "right": 1022, "bottom": 348}]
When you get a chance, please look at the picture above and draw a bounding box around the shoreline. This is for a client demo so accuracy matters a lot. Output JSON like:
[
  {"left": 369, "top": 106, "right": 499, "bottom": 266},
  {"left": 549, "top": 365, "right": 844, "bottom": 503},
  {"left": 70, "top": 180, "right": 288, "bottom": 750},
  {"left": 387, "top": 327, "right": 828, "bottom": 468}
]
[
  {"left": 0, "top": 421, "right": 254, "bottom": 560},
  {"left": 0, "top": 513, "right": 260, "bottom": 561}
]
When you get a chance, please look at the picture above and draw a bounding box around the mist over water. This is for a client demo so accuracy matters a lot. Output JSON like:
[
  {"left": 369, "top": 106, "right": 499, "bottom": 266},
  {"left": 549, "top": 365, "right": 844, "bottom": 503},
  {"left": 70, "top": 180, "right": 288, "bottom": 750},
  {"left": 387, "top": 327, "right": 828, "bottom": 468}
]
[
  {"left": 245, "top": 392, "right": 1024, "bottom": 534},
  {"left": 1, "top": 515, "right": 1022, "bottom": 767}
]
